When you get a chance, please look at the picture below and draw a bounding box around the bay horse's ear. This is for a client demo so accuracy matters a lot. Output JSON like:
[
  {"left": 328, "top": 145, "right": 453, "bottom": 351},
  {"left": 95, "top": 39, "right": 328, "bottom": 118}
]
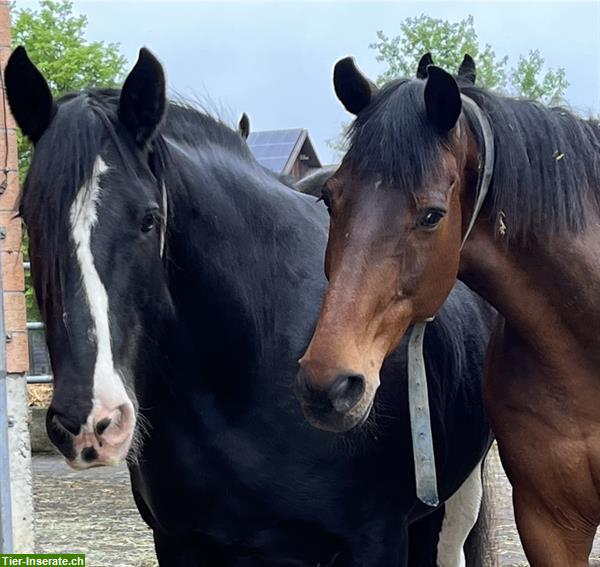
[
  {"left": 424, "top": 65, "right": 462, "bottom": 132},
  {"left": 4, "top": 46, "right": 55, "bottom": 144},
  {"left": 416, "top": 52, "right": 434, "bottom": 79},
  {"left": 333, "top": 57, "right": 378, "bottom": 115},
  {"left": 238, "top": 112, "right": 250, "bottom": 140},
  {"left": 119, "top": 48, "right": 166, "bottom": 146},
  {"left": 457, "top": 54, "right": 476, "bottom": 85}
]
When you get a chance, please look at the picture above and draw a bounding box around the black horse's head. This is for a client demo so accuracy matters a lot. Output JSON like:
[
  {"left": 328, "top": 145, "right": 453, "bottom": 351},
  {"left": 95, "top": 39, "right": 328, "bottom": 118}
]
[{"left": 5, "top": 47, "right": 172, "bottom": 468}]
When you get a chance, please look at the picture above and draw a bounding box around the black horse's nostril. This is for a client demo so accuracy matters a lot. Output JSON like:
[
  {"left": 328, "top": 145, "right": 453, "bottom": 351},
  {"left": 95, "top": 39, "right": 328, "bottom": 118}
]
[
  {"left": 45, "top": 409, "right": 78, "bottom": 461},
  {"left": 81, "top": 446, "right": 98, "bottom": 462},
  {"left": 95, "top": 417, "right": 111, "bottom": 436},
  {"left": 327, "top": 374, "right": 366, "bottom": 414},
  {"left": 51, "top": 411, "right": 81, "bottom": 436}
]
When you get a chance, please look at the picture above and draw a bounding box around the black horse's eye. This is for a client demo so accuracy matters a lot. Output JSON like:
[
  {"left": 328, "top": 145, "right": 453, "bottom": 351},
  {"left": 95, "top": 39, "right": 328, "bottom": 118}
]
[
  {"left": 416, "top": 209, "right": 445, "bottom": 230},
  {"left": 141, "top": 212, "right": 158, "bottom": 233}
]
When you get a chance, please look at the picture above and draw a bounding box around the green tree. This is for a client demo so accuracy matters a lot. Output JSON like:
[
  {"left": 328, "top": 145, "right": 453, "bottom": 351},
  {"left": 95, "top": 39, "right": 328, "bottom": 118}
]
[
  {"left": 370, "top": 15, "right": 568, "bottom": 99},
  {"left": 511, "top": 49, "right": 568, "bottom": 106},
  {"left": 371, "top": 15, "right": 508, "bottom": 91},
  {"left": 11, "top": 0, "right": 127, "bottom": 319}
]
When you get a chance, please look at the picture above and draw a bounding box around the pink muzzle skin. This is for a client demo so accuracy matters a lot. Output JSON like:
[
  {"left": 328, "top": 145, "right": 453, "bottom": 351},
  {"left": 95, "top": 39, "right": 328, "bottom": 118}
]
[{"left": 69, "top": 401, "right": 136, "bottom": 469}]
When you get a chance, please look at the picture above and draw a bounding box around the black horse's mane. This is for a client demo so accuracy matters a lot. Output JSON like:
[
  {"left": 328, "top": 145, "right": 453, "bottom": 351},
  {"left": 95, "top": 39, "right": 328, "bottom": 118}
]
[
  {"left": 166, "top": 104, "right": 245, "bottom": 149},
  {"left": 346, "top": 78, "right": 600, "bottom": 238}
]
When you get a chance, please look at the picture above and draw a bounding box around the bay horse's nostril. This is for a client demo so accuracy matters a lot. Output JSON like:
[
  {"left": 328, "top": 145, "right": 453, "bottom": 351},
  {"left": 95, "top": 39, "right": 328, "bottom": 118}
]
[
  {"left": 327, "top": 374, "right": 366, "bottom": 414},
  {"left": 95, "top": 417, "right": 111, "bottom": 436}
]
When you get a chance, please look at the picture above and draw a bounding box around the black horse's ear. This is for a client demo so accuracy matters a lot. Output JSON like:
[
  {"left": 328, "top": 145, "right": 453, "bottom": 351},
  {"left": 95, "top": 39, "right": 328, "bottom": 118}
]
[
  {"left": 333, "top": 57, "right": 378, "bottom": 115},
  {"left": 424, "top": 65, "right": 462, "bottom": 132},
  {"left": 457, "top": 54, "right": 476, "bottom": 85},
  {"left": 4, "top": 46, "right": 55, "bottom": 144},
  {"left": 416, "top": 52, "right": 434, "bottom": 79},
  {"left": 238, "top": 112, "right": 250, "bottom": 140},
  {"left": 119, "top": 48, "right": 166, "bottom": 146}
]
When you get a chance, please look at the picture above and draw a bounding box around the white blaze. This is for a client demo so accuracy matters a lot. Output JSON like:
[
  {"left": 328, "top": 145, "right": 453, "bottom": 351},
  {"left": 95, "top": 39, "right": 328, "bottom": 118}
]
[{"left": 69, "top": 156, "right": 130, "bottom": 420}]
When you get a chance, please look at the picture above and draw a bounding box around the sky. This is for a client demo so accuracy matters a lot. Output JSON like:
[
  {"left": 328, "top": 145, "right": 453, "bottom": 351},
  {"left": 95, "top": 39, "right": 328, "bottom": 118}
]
[{"left": 15, "top": 1, "right": 600, "bottom": 164}]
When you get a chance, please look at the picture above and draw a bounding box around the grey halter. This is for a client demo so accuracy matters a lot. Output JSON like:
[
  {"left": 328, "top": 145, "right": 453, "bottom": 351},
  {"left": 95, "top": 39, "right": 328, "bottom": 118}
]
[{"left": 408, "top": 94, "right": 495, "bottom": 507}]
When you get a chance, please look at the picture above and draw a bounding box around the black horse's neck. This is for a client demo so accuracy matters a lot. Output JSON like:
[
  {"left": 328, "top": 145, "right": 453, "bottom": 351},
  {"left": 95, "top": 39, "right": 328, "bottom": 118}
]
[{"left": 156, "top": 127, "right": 328, "bottom": 396}]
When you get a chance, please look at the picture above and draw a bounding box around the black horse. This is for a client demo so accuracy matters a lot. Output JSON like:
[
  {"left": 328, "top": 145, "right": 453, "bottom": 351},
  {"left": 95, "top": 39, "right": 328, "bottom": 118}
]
[{"left": 6, "top": 47, "right": 495, "bottom": 566}]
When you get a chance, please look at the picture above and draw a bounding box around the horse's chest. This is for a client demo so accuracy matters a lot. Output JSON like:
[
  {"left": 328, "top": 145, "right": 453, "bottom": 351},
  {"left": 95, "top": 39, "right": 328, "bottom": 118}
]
[{"left": 132, "top": 414, "right": 377, "bottom": 537}]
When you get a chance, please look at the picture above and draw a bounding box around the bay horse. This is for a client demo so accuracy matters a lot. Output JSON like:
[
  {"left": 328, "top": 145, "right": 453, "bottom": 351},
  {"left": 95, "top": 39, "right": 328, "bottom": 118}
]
[
  {"left": 298, "top": 53, "right": 600, "bottom": 566},
  {"left": 6, "top": 47, "right": 495, "bottom": 566}
]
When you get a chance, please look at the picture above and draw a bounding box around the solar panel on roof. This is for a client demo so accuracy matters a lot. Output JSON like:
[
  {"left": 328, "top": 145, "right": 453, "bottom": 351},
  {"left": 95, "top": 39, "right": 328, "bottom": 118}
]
[{"left": 247, "top": 129, "right": 303, "bottom": 173}]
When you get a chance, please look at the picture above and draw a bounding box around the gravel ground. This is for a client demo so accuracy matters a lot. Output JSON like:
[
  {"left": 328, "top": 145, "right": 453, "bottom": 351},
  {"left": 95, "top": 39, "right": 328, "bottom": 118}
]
[
  {"left": 33, "top": 455, "right": 156, "bottom": 567},
  {"left": 33, "top": 446, "right": 600, "bottom": 566}
]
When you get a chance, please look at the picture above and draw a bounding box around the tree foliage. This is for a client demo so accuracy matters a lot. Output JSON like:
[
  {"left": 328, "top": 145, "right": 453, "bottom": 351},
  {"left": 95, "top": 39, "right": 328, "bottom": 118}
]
[
  {"left": 370, "top": 14, "right": 568, "bottom": 103},
  {"left": 370, "top": 15, "right": 508, "bottom": 92},
  {"left": 510, "top": 49, "right": 568, "bottom": 106}
]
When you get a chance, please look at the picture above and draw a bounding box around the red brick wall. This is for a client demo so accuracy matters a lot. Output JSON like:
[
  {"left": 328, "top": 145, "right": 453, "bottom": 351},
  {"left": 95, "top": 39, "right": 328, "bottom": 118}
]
[{"left": 0, "top": 0, "right": 29, "bottom": 374}]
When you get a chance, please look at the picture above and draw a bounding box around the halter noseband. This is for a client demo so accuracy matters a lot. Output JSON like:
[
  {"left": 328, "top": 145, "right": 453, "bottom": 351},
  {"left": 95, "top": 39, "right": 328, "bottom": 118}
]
[{"left": 408, "top": 95, "right": 495, "bottom": 507}]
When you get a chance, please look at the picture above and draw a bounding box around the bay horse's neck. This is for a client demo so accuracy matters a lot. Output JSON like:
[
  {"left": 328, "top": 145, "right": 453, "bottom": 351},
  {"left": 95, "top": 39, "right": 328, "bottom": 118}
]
[
  {"left": 459, "top": 217, "right": 600, "bottom": 370},
  {"left": 455, "top": 100, "right": 600, "bottom": 566}
]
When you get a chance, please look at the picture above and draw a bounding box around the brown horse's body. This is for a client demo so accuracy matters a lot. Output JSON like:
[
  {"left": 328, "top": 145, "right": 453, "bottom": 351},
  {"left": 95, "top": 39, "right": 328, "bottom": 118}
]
[
  {"left": 463, "top": 223, "right": 600, "bottom": 565},
  {"left": 296, "top": 54, "right": 600, "bottom": 566}
]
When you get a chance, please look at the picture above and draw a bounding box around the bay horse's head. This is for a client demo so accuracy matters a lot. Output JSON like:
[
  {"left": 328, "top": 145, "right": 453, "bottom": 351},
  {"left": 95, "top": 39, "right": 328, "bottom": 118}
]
[
  {"left": 5, "top": 47, "right": 171, "bottom": 467},
  {"left": 297, "top": 56, "right": 479, "bottom": 432}
]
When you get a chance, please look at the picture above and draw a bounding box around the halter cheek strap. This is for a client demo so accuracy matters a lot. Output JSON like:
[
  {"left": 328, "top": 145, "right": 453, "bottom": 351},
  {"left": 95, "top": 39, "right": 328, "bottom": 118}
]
[
  {"left": 160, "top": 182, "right": 168, "bottom": 258},
  {"left": 459, "top": 96, "right": 495, "bottom": 248},
  {"left": 408, "top": 95, "right": 494, "bottom": 507}
]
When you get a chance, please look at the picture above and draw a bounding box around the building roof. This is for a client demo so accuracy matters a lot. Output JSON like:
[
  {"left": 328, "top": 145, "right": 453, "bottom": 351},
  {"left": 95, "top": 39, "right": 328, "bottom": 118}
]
[{"left": 247, "top": 128, "right": 321, "bottom": 175}]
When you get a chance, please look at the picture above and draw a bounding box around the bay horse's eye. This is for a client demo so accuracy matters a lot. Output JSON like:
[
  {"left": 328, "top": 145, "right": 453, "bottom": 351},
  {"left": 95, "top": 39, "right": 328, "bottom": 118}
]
[
  {"left": 141, "top": 212, "right": 157, "bottom": 233},
  {"left": 416, "top": 209, "right": 445, "bottom": 231}
]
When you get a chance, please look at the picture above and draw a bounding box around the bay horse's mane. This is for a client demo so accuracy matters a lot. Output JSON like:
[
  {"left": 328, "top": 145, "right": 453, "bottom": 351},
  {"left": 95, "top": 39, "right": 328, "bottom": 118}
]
[{"left": 346, "top": 78, "right": 600, "bottom": 238}]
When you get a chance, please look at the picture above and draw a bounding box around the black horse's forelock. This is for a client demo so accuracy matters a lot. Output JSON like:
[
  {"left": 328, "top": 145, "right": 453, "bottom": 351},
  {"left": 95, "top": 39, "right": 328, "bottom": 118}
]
[{"left": 346, "top": 77, "right": 600, "bottom": 239}]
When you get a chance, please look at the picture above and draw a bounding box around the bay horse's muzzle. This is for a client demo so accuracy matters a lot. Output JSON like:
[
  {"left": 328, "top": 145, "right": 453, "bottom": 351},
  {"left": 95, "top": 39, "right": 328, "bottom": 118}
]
[{"left": 295, "top": 367, "right": 370, "bottom": 432}]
